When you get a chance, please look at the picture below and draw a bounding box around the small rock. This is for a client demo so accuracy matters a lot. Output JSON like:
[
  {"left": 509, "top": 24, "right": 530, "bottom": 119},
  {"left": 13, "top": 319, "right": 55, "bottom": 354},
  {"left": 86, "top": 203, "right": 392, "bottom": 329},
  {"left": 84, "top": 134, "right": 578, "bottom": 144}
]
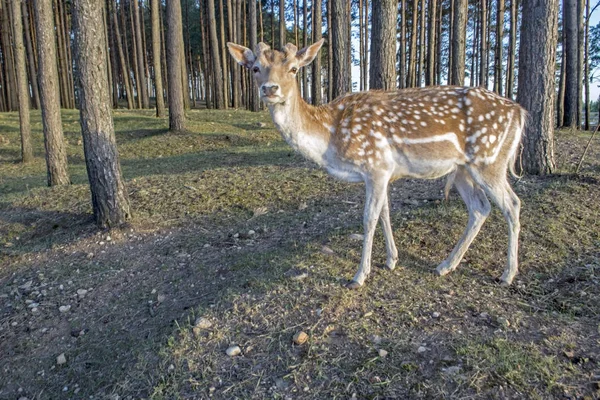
[
  {"left": 298, "top": 202, "right": 308, "bottom": 210},
  {"left": 291, "top": 272, "right": 308, "bottom": 281},
  {"left": 59, "top": 305, "right": 71, "bottom": 313},
  {"left": 193, "top": 317, "right": 212, "bottom": 330},
  {"left": 226, "top": 345, "right": 241, "bottom": 356},
  {"left": 19, "top": 281, "right": 33, "bottom": 290},
  {"left": 479, "top": 312, "right": 489, "bottom": 319},
  {"left": 59, "top": 284, "right": 64, "bottom": 290},
  {"left": 444, "top": 366, "right": 461, "bottom": 375},
  {"left": 293, "top": 331, "right": 309, "bottom": 345},
  {"left": 86, "top": 253, "right": 94, "bottom": 259},
  {"left": 348, "top": 233, "right": 364, "bottom": 241},
  {"left": 321, "top": 245, "right": 335, "bottom": 255},
  {"left": 157, "top": 294, "right": 166, "bottom": 303},
  {"left": 432, "top": 311, "right": 441, "bottom": 318},
  {"left": 417, "top": 346, "right": 427, "bottom": 353},
  {"left": 256, "top": 122, "right": 267, "bottom": 128},
  {"left": 363, "top": 311, "right": 373, "bottom": 318},
  {"left": 77, "top": 289, "right": 88, "bottom": 297},
  {"left": 496, "top": 317, "right": 510, "bottom": 328},
  {"left": 27, "top": 302, "right": 39, "bottom": 308},
  {"left": 378, "top": 349, "right": 388, "bottom": 358},
  {"left": 106, "top": 235, "right": 112, "bottom": 242},
  {"left": 371, "top": 335, "right": 382, "bottom": 344},
  {"left": 56, "top": 353, "right": 67, "bottom": 365},
  {"left": 248, "top": 230, "right": 256, "bottom": 236},
  {"left": 167, "top": 364, "right": 175, "bottom": 372}
]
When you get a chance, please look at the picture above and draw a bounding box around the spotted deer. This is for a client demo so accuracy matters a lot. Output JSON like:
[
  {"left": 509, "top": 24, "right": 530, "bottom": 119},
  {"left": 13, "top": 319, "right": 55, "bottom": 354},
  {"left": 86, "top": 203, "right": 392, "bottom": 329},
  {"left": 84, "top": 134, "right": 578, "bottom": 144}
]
[{"left": 228, "top": 39, "right": 526, "bottom": 289}]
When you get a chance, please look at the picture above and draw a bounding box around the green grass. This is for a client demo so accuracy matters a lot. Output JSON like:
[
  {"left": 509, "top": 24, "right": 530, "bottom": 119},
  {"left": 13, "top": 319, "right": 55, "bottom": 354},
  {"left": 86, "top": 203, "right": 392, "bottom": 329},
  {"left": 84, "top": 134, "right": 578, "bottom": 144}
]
[{"left": 0, "top": 110, "right": 599, "bottom": 399}]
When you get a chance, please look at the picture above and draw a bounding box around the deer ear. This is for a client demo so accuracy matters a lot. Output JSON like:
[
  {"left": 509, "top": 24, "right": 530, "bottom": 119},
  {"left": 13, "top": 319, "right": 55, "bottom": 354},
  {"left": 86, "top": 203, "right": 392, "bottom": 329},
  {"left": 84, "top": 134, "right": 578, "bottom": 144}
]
[
  {"left": 227, "top": 42, "right": 255, "bottom": 68},
  {"left": 296, "top": 39, "right": 325, "bottom": 67}
]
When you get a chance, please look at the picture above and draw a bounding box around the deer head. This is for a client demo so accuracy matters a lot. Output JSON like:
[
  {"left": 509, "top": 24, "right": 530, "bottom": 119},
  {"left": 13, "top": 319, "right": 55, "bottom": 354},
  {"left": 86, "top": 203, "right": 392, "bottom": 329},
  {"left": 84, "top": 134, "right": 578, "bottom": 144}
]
[{"left": 227, "top": 39, "right": 324, "bottom": 105}]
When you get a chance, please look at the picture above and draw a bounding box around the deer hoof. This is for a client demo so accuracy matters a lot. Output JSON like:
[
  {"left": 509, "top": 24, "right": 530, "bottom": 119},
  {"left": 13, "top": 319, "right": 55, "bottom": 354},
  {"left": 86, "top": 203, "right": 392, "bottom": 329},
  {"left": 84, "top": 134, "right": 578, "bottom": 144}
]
[
  {"left": 499, "top": 273, "right": 515, "bottom": 286},
  {"left": 345, "top": 280, "right": 362, "bottom": 290},
  {"left": 435, "top": 262, "right": 452, "bottom": 276}
]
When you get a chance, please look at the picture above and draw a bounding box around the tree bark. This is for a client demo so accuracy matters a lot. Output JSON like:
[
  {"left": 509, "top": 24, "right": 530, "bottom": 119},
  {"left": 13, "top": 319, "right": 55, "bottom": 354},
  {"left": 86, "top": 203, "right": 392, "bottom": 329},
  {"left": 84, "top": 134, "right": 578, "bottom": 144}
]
[
  {"left": 250, "top": 0, "right": 260, "bottom": 111},
  {"left": 584, "top": 0, "right": 590, "bottom": 130},
  {"left": 207, "top": 0, "right": 224, "bottom": 109},
  {"left": 327, "top": 2, "right": 332, "bottom": 101},
  {"left": 151, "top": 0, "right": 165, "bottom": 116},
  {"left": 302, "top": 0, "right": 308, "bottom": 100},
  {"left": 21, "top": 0, "right": 40, "bottom": 109},
  {"left": 506, "top": 0, "right": 517, "bottom": 99},
  {"left": 399, "top": 0, "right": 406, "bottom": 88},
  {"left": 450, "top": 0, "right": 467, "bottom": 85},
  {"left": 494, "top": 0, "right": 505, "bottom": 95},
  {"left": 33, "top": 0, "right": 69, "bottom": 185},
  {"left": 166, "top": 0, "right": 186, "bottom": 130},
  {"left": 312, "top": 0, "right": 322, "bottom": 105},
  {"left": 12, "top": 0, "right": 33, "bottom": 163},
  {"left": 426, "top": 0, "right": 437, "bottom": 86},
  {"left": 111, "top": 1, "right": 134, "bottom": 109},
  {"left": 517, "top": 0, "right": 558, "bottom": 175},
  {"left": 279, "top": 0, "right": 285, "bottom": 48},
  {"left": 564, "top": 0, "right": 578, "bottom": 128},
  {"left": 72, "top": 0, "right": 131, "bottom": 227},
  {"left": 331, "top": 0, "right": 349, "bottom": 99},
  {"left": 417, "top": 0, "right": 426, "bottom": 86},
  {"left": 219, "top": 0, "right": 229, "bottom": 108},
  {"left": 133, "top": 0, "right": 149, "bottom": 108},
  {"left": 408, "top": 0, "right": 418, "bottom": 87},
  {"left": 370, "top": 0, "right": 396, "bottom": 90},
  {"left": 479, "top": 0, "right": 488, "bottom": 87}
]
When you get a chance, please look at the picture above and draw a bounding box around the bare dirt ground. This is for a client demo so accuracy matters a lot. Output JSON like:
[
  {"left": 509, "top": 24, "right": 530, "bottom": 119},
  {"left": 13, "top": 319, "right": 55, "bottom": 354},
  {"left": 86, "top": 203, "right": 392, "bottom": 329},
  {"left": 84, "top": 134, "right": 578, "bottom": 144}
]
[{"left": 0, "top": 109, "right": 599, "bottom": 399}]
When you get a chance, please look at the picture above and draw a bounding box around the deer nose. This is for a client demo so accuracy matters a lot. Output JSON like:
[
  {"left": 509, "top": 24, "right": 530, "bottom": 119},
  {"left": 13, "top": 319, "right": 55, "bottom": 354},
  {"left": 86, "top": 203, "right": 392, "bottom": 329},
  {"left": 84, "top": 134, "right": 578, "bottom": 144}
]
[{"left": 262, "top": 85, "right": 279, "bottom": 96}]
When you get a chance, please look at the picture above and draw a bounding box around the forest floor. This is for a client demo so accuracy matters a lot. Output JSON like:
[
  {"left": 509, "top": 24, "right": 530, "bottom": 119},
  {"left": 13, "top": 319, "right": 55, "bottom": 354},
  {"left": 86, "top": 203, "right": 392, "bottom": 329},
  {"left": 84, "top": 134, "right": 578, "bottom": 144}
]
[{"left": 0, "top": 108, "right": 599, "bottom": 400}]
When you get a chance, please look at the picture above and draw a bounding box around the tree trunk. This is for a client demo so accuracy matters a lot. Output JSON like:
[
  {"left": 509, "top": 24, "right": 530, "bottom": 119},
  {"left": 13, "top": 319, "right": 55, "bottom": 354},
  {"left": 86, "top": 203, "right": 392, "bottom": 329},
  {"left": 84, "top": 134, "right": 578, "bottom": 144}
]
[
  {"left": 207, "top": 0, "right": 224, "bottom": 109},
  {"left": 33, "top": 0, "right": 69, "bottom": 185},
  {"left": 359, "top": 0, "right": 364, "bottom": 90},
  {"left": 577, "top": 0, "right": 584, "bottom": 127},
  {"left": 450, "top": 0, "right": 467, "bottom": 85},
  {"left": 494, "top": 0, "right": 504, "bottom": 95},
  {"left": 72, "top": 0, "right": 131, "bottom": 227},
  {"left": 564, "top": 0, "right": 578, "bottom": 128},
  {"left": 151, "top": 0, "right": 165, "bottom": 117},
  {"left": 312, "top": 0, "right": 322, "bottom": 105},
  {"left": 330, "top": 0, "right": 349, "bottom": 99},
  {"left": 471, "top": 1, "right": 479, "bottom": 86},
  {"left": 219, "top": 0, "right": 229, "bottom": 108},
  {"left": 517, "top": 0, "right": 558, "bottom": 175},
  {"left": 370, "top": 0, "right": 396, "bottom": 90},
  {"left": 259, "top": 0, "right": 264, "bottom": 43},
  {"left": 111, "top": 1, "right": 134, "bottom": 109},
  {"left": 12, "top": 0, "right": 33, "bottom": 163},
  {"left": 133, "top": 0, "right": 149, "bottom": 108},
  {"left": 249, "top": 0, "right": 260, "bottom": 111},
  {"left": 408, "top": 0, "right": 418, "bottom": 87},
  {"left": 584, "top": 0, "right": 590, "bottom": 130},
  {"left": 399, "top": 0, "right": 406, "bottom": 88},
  {"left": 21, "top": 0, "right": 40, "bottom": 109},
  {"left": 327, "top": 1, "right": 333, "bottom": 101},
  {"left": 166, "top": 0, "right": 186, "bottom": 130},
  {"left": 1, "top": 0, "right": 18, "bottom": 111},
  {"left": 128, "top": 0, "right": 142, "bottom": 108},
  {"left": 506, "top": 0, "right": 517, "bottom": 99},
  {"left": 479, "top": 0, "right": 488, "bottom": 87},
  {"left": 417, "top": 0, "right": 425, "bottom": 86},
  {"left": 302, "top": 0, "right": 308, "bottom": 100},
  {"left": 426, "top": 0, "right": 437, "bottom": 86},
  {"left": 279, "top": 0, "right": 285, "bottom": 48},
  {"left": 364, "top": 0, "right": 369, "bottom": 89}
]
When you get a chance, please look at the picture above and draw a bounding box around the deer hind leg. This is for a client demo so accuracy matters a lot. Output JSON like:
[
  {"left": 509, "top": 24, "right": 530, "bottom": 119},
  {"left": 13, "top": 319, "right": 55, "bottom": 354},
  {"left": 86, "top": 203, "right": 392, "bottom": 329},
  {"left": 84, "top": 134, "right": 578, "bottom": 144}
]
[
  {"left": 437, "top": 167, "right": 491, "bottom": 277},
  {"left": 380, "top": 194, "right": 399, "bottom": 271},
  {"left": 468, "top": 166, "right": 521, "bottom": 285},
  {"left": 347, "top": 176, "right": 389, "bottom": 289}
]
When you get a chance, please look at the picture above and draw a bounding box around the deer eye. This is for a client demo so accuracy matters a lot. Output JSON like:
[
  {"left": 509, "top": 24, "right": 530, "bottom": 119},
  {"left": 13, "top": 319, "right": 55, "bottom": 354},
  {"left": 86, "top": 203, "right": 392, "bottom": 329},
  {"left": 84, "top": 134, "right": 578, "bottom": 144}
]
[
  {"left": 252, "top": 66, "right": 260, "bottom": 73},
  {"left": 290, "top": 67, "right": 298, "bottom": 74}
]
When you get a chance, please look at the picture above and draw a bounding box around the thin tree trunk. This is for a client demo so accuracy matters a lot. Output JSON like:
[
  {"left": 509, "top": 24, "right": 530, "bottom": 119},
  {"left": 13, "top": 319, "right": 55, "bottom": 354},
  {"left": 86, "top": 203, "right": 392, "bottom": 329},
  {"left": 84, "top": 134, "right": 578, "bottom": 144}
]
[
  {"left": 506, "top": 0, "right": 517, "bottom": 99},
  {"left": 302, "top": 0, "right": 308, "bottom": 100},
  {"left": 107, "top": 0, "right": 120, "bottom": 107},
  {"left": 166, "top": 0, "right": 186, "bottom": 130},
  {"left": 494, "top": 0, "right": 504, "bottom": 95},
  {"left": 129, "top": 0, "right": 142, "bottom": 108},
  {"left": 312, "top": 0, "right": 322, "bottom": 104},
  {"left": 33, "top": 0, "right": 69, "bottom": 185},
  {"left": 408, "top": 0, "right": 418, "bottom": 87},
  {"left": 417, "top": 0, "right": 426, "bottom": 86},
  {"left": 399, "top": 0, "right": 406, "bottom": 88},
  {"left": 584, "top": 0, "right": 590, "bottom": 130},
  {"left": 426, "top": 0, "right": 437, "bottom": 86},
  {"left": 111, "top": 1, "right": 134, "bottom": 109},
  {"left": 564, "top": 0, "right": 579, "bottom": 128},
  {"left": 21, "top": 0, "right": 40, "bottom": 109},
  {"left": 151, "top": 0, "right": 165, "bottom": 116},
  {"left": 471, "top": 1, "right": 479, "bottom": 86},
  {"left": 327, "top": 1, "right": 332, "bottom": 101},
  {"left": 359, "top": 0, "right": 364, "bottom": 90},
  {"left": 103, "top": 5, "right": 114, "bottom": 108},
  {"left": 279, "top": 0, "right": 285, "bottom": 48},
  {"left": 250, "top": 0, "right": 260, "bottom": 111},
  {"left": 207, "top": 0, "right": 224, "bottom": 108},
  {"left": 133, "top": 0, "right": 149, "bottom": 108},
  {"left": 517, "top": 0, "right": 558, "bottom": 174},
  {"left": 577, "top": 0, "right": 584, "bottom": 127},
  {"left": 479, "top": 0, "right": 487, "bottom": 87},
  {"left": 227, "top": 0, "right": 235, "bottom": 107},
  {"left": 259, "top": 0, "right": 264, "bottom": 43},
  {"left": 219, "top": 0, "right": 229, "bottom": 108},
  {"left": 12, "top": 0, "right": 33, "bottom": 162},
  {"left": 72, "top": 0, "right": 131, "bottom": 227},
  {"left": 364, "top": 0, "right": 369, "bottom": 89},
  {"left": 121, "top": 0, "right": 135, "bottom": 108}
]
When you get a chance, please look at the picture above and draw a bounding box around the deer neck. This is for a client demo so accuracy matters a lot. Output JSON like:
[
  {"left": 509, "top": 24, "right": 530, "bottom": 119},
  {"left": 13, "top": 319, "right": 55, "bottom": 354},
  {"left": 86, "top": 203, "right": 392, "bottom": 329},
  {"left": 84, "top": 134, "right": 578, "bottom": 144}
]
[{"left": 268, "top": 85, "right": 333, "bottom": 167}]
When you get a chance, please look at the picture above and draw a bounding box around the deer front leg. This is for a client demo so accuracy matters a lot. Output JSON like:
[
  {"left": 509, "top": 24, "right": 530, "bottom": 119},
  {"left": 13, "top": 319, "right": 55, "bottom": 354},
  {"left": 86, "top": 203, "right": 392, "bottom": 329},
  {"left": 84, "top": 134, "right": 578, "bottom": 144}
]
[
  {"left": 347, "top": 177, "right": 389, "bottom": 289},
  {"left": 380, "top": 195, "right": 398, "bottom": 271}
]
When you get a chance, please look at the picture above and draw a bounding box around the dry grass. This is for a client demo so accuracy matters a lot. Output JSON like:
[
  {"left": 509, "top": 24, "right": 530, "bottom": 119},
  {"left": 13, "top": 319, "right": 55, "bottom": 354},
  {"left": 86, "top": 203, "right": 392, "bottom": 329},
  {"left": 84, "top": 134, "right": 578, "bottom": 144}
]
[{"left": 0, "top": 109, "right": 599, "bottom": 399}]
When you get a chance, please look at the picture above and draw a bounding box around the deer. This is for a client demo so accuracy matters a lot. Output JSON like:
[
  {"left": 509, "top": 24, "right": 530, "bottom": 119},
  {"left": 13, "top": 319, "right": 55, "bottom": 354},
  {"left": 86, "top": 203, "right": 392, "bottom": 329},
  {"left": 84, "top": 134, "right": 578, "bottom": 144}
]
[{"left": 227, "top": 39, "right": 526, "bottom": 289}]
